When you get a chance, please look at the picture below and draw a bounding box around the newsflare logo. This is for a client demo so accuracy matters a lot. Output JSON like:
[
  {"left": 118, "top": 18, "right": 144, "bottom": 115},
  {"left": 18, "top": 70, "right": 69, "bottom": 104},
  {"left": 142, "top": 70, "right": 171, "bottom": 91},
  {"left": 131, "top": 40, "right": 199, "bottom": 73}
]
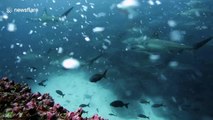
[
  {"left": 6, "top": 7, "right": 39, "bottom": 14},
  {"left": 6, "top": 7, "right": 13, "bottom": 13}
]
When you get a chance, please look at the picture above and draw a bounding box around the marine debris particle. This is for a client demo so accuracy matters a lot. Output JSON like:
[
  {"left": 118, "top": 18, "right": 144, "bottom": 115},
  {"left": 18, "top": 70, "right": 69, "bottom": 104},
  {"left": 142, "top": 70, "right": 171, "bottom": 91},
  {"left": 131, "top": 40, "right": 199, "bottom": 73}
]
[
  {"left": 0, "top": 77, "right": 105, "bottom": 120},
  {"left": 148, "top": 0, "right": 155, "bottom": 6},
  {"left": 149, "top": 54, "right": 160, "bottom": 61},
  {"left": 148, "top": 0, "right": 162, "bottom": 5},
  {"left": 7, "top": 23, "right": 17, "bottom": 32},
  {"left": 62, "top": 57, "right": 80, "bottom": 69},
  {"left": 117, "top": 0, "right": 139, "bottom": 9},
  {"left": 170, "top": 30, "right": 184, "bottom": 42},
  {"left": 57, "top": 47, "right": 63, "bottom": 54},
  {"left": 168, "top": 20, "right": 177, "bottom": 27},
  {"left": 28, "top": 30, "right": 33, "bottom": 35},
  {"left": 169, "top": 61, "right": 179, "bottom": 68},
  {"left": 73, "top": 18, "right": 78, "bottom": 22},
  {"left": 2, "top": 13, "right": 9, "bottom": 20},
  {"left": 156, "top": 0, "right": 162, "bottom": 5},
  {"left": 84, "top": 36, "right": 90, "bottom": 41},
  {"left": 92, "top": 27, "right": 105, "bottom": 33}
]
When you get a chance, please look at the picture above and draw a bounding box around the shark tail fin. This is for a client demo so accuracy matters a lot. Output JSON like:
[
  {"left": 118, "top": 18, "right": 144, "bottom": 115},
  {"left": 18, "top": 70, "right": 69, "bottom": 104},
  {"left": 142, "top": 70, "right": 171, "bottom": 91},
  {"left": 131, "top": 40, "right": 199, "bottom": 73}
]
[
  {"left": 193, "top": 37, "right": 213, "bottom": 50},
  {"left": 124, "top": 103, "right": 129, "bottom": 109},
  {"left": 60, "top": 7, "right": 74, "bottom": 17},
  {"left": 103, "top": 69, "right": 108, "bottom": 78}
]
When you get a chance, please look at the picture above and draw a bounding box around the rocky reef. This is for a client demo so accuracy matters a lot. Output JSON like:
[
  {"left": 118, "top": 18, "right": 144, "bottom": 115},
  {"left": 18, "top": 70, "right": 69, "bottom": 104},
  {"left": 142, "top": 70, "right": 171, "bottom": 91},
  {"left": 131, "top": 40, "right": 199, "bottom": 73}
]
[{"left": 0, "top": 77, "right": 105, "bottom": 120}]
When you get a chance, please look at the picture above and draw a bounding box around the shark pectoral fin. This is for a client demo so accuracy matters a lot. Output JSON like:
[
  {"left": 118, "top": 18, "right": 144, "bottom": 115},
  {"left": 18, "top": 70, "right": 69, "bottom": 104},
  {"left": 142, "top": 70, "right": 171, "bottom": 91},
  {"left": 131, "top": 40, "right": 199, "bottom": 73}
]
[
  {"left": 60, "top": 7, "right": 74, "bottom": 17},
  {"left": 193, "top": 37, "right": 213, "bottom": 50}
]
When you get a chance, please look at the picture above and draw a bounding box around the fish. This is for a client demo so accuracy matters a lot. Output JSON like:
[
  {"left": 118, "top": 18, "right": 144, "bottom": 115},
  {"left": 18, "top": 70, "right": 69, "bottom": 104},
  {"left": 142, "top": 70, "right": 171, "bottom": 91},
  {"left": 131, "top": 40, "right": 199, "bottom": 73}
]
[
  {"left": 138, "top": 114, "right": 149, "bottom": 119},
  {"left": 79, "top": 103, "right": 90, "bottom": 108},
  {"left": 86, "top": 53, "right": 104, "bottom": 66},
  {"left": 89, "top": 69, "right": 108, "bottom": 82},
  {"left": 82, "top": 110, "right": 88, "bottom": 114},
  {"left": 110, "top": 100, "right": 129, "bottom": 108},
  {"left": 38, "top": 79, "right": 47, "bottom": 87},
  {"left": 139, "top": 99, "right": 150, "bottom": 104},
  {"left": 116, "top": 0, "right": 139, "bottom": 19},
  {"left": 27, "top": 7, "right": 74, "bottom": 23},
  {"left": 25, "top": 77, "right": 34, "bottom": 80},
  {"left": 152, "top": 103, "right": 165, "bottom": 108},
  {"left": 81, "top": 53, "right": 104, "bottom": 67},
  {"left": 56, "top": 90, "right": 65, "bottom": 97},
  {"left": 179, "top": 8, "right": 213, "bottom": 18},
  {"left": 96, "top": 108, "right": 99, "bottom": 113},
  {"left": 109, "top": 113, "right": 117, "bottom": 116},
  {"left": 127, "top": 37, "right": 213, "bottom": 54}
]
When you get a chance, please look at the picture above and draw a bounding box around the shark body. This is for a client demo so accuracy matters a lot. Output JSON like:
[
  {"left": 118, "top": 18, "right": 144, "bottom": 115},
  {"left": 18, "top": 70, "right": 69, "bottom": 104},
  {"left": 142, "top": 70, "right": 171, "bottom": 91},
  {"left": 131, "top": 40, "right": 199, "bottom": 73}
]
[
  {"left": 128, "top": 37, "right": 213, "bottom": 54},
  {"left": 27, "top": 7, "right": 74, "bottom": 23}
]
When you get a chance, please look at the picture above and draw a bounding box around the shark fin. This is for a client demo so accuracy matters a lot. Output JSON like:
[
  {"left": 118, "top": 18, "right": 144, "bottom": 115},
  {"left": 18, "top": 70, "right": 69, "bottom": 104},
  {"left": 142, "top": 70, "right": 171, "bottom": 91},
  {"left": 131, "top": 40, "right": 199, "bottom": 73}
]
[
  {"left": 42, "top": 8, "right": 48, "bottom": 16},
  {"left": 60, "top": 7, "right": 74, "bottom": 17},
  {"left": 193, "top": 37, "right": 213, "bottom": 50}
]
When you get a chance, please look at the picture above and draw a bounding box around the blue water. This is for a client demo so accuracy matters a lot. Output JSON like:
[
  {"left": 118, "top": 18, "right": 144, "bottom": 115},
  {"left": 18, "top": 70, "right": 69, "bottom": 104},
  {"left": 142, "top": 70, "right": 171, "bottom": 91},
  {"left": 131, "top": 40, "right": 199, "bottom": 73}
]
[{"left": 1, "top": 0, "right": 213, "bottom": 120}]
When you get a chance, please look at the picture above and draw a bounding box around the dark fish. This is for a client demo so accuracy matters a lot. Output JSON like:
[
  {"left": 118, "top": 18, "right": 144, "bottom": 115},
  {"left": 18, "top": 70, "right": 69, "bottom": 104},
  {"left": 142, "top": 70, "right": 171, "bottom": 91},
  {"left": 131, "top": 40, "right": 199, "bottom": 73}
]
[
  {"left": 87, "top": 53, "right": 104, "bottom": 66},
  {"left": 140, "top": 99, "right": 150, "bottom": 104},
  {"left": 152, "top": 103, "right": 164, "bottom": 108},
  {"left": 38, "top": 79, "right": 47, "bottom": 87},
  {"left": 96, "top": 108, "right": 99, "bottom": 113},
  {"left": 110, "top": 100, "right": 129, "bottom": 108},
  {"left": 82, "top": 110, "right": 88, "bottom": 114},
  {"left": 89, "top": 69, "right": 108, "bottom": 82},
  {"left": 56, "top": 90, "right": 65, "bottom": 97},
  {"left": 79, "top": 103, "right": 90, "bottom": 108},
  {"left": 109, "top": 113, "right": 117, "bottom": 116},
  {"left": 25, "top": 77, "right": 34, "bottom": 80},
  {"left": 38, "top": 82, "right": 46, "bottom": 87},
  {"left": 65, "top": 100, "right": 71, "bottom": 103},
  {"left": 138, "top": 114, "right": 149, "bottom": 119}
]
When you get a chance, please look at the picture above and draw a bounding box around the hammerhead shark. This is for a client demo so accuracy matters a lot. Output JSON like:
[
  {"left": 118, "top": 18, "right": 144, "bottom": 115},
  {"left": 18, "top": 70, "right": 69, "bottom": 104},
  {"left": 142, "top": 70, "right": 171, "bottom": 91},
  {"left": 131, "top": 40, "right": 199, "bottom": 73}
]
[{"left": 27, "top": 7, "right": 74, "bottom": 23}]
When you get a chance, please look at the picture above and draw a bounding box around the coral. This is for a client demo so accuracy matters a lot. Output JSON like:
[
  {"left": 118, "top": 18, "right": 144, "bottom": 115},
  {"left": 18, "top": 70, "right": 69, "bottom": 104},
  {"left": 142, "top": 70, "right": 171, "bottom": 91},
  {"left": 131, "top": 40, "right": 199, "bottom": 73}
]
[{"left": 0, "top": 77, "right": 106, "bottom": 120}]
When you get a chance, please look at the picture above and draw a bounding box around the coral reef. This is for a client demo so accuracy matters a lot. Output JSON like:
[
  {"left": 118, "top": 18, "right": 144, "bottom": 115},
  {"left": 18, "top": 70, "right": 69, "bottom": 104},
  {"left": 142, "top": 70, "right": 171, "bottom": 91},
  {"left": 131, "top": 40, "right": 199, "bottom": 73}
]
[{"left": 0, "top": 77, "right": 105, "bottom": 120}]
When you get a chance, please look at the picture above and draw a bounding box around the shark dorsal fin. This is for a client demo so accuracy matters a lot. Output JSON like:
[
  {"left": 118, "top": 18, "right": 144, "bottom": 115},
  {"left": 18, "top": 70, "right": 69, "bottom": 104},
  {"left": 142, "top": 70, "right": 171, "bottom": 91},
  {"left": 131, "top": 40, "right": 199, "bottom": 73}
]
[
  {"left": 42, "top": 8, "right": 48, "bottom": 16},
  {"left": 60, "top": 7, "right": 74, "bottom": 17}
]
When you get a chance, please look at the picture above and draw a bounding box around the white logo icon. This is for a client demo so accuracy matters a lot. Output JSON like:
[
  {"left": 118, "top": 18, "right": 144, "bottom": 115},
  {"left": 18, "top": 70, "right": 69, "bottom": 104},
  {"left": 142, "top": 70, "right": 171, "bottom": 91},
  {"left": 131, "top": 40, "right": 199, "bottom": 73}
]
[{"left": 6, "top": 7, "right": 13, "bottom": 13}]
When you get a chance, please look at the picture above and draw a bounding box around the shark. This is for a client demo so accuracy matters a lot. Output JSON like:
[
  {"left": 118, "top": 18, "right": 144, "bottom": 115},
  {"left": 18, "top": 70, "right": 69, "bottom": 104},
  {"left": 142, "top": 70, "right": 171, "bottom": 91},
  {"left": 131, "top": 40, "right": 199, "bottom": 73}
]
[
  {"left": 27, "top": 7, "right": 74, "bottom": 23},
  {"left": 127, "top": 36, "right": 213, "bottom": 54},
  {"left": 179, "top": 8, "right": 213, "bottom": 18}
]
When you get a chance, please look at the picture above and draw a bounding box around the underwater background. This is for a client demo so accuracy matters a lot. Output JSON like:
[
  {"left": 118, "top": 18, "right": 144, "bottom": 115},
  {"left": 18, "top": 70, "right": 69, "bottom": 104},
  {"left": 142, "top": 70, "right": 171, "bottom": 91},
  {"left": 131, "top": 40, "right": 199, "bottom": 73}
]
[{"left": 0, "top": 0, "right": 213, "bottom": 120}]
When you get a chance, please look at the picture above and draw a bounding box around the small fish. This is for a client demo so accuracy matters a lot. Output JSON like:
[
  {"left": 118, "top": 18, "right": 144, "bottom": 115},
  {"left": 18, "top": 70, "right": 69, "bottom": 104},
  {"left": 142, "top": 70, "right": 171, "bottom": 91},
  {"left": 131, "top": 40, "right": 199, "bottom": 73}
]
[
  {"left": 38, "top": 82, "right": 46, "bottom": 87},
  {"left": 109, "top": 113, "right": 117, "bottom": 116},
  {"left": 87, "top": 53, "right": 103, "bottom": 66},
  {"left": 138, "top": 114, "right": 149, "bottom": 119},
  {"left": 38, "top": 79, "right": 47, "bottom": 87},
  {"left": 79, "top": 103, "right": 90, "bottom": 108},
  {"left": 89, "top": 69, "right": 108, "bottom": 82},
  {"left": 82, "top": 110, "right": 88, "bottom": 114},
  {"left": 140, "top": 99, "right": 150, "bottom": 104},
  {"left": 152, "top": 103, "right": 165, "bottom": 108},
  {"left": 56, "top": 90, "right": 65, "bottom": 97},
  {"left": 110, "top": 100, "right": 129, "bottom": 108},
  {"left": 25, "top": 77, "right": 34, "bottom": 80},
  {"left": 65, "top": 100, "right": 71, "bottom": 103}
]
